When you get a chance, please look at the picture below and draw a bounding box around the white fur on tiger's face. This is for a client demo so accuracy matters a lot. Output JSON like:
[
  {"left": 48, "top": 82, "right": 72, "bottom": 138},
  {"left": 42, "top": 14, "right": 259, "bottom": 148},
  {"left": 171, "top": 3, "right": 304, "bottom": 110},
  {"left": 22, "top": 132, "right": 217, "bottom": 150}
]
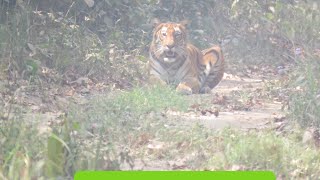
[{"left": 149, "top": 21, "right": 225, "bottom": 95}]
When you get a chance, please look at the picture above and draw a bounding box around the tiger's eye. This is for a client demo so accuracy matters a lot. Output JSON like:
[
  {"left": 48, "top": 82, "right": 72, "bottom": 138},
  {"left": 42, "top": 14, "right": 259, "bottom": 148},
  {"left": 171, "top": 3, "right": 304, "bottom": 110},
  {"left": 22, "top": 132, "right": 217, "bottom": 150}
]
[{"left": 162, "top": 32, "right": 167, "bottom": 36}]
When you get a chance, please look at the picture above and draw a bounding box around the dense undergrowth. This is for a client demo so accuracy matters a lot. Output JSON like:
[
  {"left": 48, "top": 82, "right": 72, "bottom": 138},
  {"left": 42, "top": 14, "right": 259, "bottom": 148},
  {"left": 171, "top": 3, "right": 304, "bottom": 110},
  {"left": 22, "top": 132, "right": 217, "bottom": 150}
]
[{"left": 0, "top": 0, "right": 319, "bottom": 179}]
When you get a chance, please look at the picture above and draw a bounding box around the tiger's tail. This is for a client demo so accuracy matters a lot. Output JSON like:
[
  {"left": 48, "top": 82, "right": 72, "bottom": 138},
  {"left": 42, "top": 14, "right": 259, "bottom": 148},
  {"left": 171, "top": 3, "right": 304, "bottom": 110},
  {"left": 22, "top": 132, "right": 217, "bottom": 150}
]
[{"left": 199, "top": 45, "right": 225, "bottom": 93}]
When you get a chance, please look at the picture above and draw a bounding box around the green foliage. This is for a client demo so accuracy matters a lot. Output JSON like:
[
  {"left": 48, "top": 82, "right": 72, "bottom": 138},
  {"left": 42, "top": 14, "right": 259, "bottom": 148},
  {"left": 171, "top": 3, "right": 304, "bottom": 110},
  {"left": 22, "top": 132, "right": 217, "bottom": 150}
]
[
  {"left": 0, "top": 6, "right": 31, "bottom": 76},
  {"left": 228, "top": 0, "right": 320, "bottom": 128},
  {"left": 0, "top": 118, "right": 46, "bottom": 179},
  {"left": 288, "top": 56, "right": 320, "bottom": 128},
  {"left": 2, "top": 86, "right": 320, "bottom": 178},
  {"left": 206, "top": 129, "right": 320, "bottom": 178},
  {"left": 0, "top": 85, "right": 186, "bottom": 178},
  {"left": 0, "top": 1, "right": 148, "bottom": 85},
  {"left": 113, "top": 85, "right": 188, "bottom": 113},
  {"left": 271, "top": 1, "right": 319, "bottom": 46},
  {"left": 46, "top": 133, "right": 65, "bottom": 178},
  {"left": 65, "top": 86, "right": 186, "bottom": 172},
  {"left": 223, "top": 131, "right": 285, "bottom": 170},
  {"left": 226, "top": 0, "right": 319, "bottom": 63},
  {"left": 1, "top": 0, "right": 318, "bottom": 82},
  {"left": 1, "top": 0, "right": 320, "bottom": 179},
  {"left": 69, "top": 85, "right": 188, "bottom": 134}
]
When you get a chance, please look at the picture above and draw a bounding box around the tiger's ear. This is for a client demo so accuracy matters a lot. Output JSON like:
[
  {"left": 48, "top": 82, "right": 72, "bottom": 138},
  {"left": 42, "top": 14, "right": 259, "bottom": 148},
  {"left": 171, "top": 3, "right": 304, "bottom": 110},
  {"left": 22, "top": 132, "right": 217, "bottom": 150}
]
[
  {"left": 179, "top": 20, "right": 190, "bottom": 28},
  {"left": 151, "top": 18, "right": 162, "bottom": 27}
]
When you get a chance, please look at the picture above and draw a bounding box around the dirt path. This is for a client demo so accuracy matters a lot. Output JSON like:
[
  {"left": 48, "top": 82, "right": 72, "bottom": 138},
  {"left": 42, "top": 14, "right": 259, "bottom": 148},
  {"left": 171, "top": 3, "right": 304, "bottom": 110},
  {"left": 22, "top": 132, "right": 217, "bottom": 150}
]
[
  {"left": 21, "top": 72, "right": 285, "bottom": 134},
  {"left": 167, "top": 73, "right": 285, "bottom": 130}
]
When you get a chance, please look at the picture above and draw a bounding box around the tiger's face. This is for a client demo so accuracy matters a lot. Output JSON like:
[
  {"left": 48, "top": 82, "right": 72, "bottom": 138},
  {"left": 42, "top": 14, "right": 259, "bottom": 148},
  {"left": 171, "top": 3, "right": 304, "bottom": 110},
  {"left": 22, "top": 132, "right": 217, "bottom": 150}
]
[{"left": 151, "top": 22, "right": 187, "bottom": 63}]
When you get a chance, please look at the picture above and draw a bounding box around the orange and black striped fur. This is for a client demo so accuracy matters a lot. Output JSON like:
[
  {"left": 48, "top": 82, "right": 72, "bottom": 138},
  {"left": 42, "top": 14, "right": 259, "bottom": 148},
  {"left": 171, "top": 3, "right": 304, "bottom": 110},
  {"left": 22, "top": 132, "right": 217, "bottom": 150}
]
[{"left": 149, "top": 20, "right": 224, "bottom": 94}]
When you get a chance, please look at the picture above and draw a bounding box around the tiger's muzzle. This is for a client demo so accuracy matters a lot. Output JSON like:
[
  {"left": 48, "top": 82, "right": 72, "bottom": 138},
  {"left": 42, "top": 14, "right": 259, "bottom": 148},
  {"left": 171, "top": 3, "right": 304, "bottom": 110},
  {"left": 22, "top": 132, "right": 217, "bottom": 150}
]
[{"left": 163, "top": 46, "right": 177, "bottom": 63}]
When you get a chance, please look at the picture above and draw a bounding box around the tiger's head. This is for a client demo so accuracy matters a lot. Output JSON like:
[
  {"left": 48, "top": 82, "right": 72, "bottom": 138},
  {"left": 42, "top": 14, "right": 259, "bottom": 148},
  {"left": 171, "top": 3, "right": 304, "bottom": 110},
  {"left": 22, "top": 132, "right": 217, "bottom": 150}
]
[{"left": 150, "top": 20, "right": 188, "bottom": 63}]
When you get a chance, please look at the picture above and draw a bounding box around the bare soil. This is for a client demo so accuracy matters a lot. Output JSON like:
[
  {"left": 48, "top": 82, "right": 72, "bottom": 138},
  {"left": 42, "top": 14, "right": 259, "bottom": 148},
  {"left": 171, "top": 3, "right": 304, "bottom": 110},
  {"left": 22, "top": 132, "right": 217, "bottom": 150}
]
[{"left": 165, "top": 72, "right": 285, "bottom": 131}]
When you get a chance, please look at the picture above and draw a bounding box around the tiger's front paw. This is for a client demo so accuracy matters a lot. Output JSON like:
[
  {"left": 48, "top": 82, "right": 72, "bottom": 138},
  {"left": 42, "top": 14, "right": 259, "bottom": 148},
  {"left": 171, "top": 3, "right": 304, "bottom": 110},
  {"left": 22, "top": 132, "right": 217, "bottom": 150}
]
[{"left": 176, "top": 83, "right": 193, "bottom": 95}]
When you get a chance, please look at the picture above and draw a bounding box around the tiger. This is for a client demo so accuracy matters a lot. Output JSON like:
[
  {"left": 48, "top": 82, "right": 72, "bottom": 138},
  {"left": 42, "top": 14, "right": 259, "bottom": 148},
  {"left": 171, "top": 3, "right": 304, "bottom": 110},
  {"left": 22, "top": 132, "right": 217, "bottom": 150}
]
[{"left": 148, "top": 20, "right": 225, "bottom": 95}]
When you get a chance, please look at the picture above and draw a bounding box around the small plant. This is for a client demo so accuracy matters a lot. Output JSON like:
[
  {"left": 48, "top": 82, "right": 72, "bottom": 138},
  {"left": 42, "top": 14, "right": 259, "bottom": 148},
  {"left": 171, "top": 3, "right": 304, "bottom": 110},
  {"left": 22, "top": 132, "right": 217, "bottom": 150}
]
[
  {"left": 0, "top": 6, "right": 31, "bottom": 80},
  {"left": 0, "top": 117, "right": 46, "bottom": 179},
  {"left": 288, "top": 55, "right": 320, "bottom": 128}
]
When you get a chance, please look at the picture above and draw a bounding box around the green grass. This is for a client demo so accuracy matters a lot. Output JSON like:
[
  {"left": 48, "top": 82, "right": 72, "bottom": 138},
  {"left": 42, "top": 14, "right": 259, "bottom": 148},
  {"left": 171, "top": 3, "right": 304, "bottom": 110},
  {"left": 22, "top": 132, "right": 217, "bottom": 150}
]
[
  {"left": 288, "top": 54, "right": 320, "bottom": 128},
  {"left": 204, "top": 129, "right": 320, "bottom": 178},
  {"left": 112, "top": 85, "right": 189, "bottom": 113},
  {"left": 2, "top": 85, "right": 320, "bottom": 179},
  {"left": 0, "top": 85, "right": 188, "bottom": 179},
  {"left": 0, "top": 120, "right": 46, "bottom": 180},
  {"left": 67, "top": 85, "right": 188, "bottom": 134},
  {"left": 148, "top": 126, "right": 320, "bottom": 179}
]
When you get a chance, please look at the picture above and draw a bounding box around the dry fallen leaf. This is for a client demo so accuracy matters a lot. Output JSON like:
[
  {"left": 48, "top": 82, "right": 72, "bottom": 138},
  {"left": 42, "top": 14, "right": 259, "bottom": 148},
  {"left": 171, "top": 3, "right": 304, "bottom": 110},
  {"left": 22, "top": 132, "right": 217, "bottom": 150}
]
[{"left": 147, "top": 141, "right": 164, "bottom": 150}]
